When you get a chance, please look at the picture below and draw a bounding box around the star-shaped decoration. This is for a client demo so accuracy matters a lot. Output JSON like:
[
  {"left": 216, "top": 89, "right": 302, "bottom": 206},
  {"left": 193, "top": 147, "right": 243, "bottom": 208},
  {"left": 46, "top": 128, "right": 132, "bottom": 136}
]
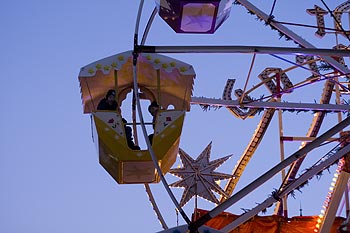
[
  {"left": 169, "top": 142, "right": 233, "bottom": 207},
  {"left": 181, "top": 5, "right": 214, "bottom": 31}
]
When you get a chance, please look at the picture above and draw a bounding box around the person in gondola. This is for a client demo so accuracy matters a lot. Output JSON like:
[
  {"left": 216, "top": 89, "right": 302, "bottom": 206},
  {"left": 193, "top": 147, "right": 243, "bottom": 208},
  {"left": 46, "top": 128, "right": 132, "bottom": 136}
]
[
  {"left": 122, "top": 118, "right": 140, "bottom": 150},
  {"left": 97, "top": 90, "right": 139, "bottom": 150},
  {"left": 125, "top": 126, "right": 140, "bottom": 150},
  {"left": 147, "top": 101, "right": 160, "bottom": 144},
  {"left": 97, "top": 89, "right": 117, "bottom": 110}
]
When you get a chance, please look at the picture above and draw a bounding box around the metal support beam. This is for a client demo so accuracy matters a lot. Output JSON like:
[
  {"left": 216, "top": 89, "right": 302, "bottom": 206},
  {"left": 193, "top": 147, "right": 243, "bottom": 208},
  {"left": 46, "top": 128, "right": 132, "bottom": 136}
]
[
  {"left": 191, "top": 97, "right": 350, "bottom": 112},
  {"left": 236, "top": 0, "right": 350, "bottom": 76},
  {"left": 221, "top": 144, "right": 350, "bottom": 233},
  {"left": 281, "top": 136, "right": 338, "bottom": 142},
  {"left": 319, "top": 171, "right": 350, "bottom": 233},
  {"left": 189, "top": 116, "right": 350, "bottom": 232},
  {"left": 137, "top": 45, "right": 350, "bottom": 57},
  {"left": 220, "top": 108, "right": 275, "bottom": 202}
]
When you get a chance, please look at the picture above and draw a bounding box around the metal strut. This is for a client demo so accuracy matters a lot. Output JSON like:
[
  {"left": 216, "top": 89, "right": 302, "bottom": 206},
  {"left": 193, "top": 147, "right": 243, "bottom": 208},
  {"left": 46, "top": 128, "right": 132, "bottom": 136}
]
[
  {"left": 189, "top": 116, "right": 350, "bottom": 232},
  {"left": 133, "top": 0, "right": 191, "bottom": 225}
]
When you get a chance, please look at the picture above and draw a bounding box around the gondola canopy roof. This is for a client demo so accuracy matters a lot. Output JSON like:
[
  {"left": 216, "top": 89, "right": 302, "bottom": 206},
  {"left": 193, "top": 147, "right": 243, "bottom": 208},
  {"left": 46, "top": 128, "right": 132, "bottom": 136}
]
[{"left": 78, "top": 50, "right": 196, "bottom": 113}]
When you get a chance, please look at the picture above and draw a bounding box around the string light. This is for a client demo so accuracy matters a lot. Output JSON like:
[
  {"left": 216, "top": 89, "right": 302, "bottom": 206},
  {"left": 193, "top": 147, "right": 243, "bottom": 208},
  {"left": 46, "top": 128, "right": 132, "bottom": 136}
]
[{"left": 314, "top": 158, "right": 344, "bottom": 232}]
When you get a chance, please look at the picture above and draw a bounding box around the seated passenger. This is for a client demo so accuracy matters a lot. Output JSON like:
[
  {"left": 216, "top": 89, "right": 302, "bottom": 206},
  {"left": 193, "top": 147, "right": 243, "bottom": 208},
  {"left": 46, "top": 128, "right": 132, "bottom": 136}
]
[
  {"left": 125, "top": 126, "right": 140, "bottom": 150},
  {"left": 122, "top": 118, "right": 140, "bottom": 150},
  {"left": 147, "top": 101, "right": 160, "bottom": 144},
  {"left": 97, "top": 89, "right": 117, "bottom": 110}
]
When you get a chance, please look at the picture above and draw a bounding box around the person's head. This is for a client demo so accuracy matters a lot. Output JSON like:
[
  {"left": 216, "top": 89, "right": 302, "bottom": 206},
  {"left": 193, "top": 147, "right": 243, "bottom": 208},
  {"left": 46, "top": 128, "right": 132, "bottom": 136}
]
[
  {"left": 106, "top": 89, "right": 116, "bottom": 105},
  {"left": 148, "top": 101, "right": 159, "bottom": 116}
]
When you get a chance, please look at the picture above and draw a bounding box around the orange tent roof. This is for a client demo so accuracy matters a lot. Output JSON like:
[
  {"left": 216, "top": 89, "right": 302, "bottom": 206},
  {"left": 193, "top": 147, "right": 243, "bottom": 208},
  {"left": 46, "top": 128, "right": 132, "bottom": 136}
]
[{"left": 194, "top": 208, "right": 345, "bottom": 233}]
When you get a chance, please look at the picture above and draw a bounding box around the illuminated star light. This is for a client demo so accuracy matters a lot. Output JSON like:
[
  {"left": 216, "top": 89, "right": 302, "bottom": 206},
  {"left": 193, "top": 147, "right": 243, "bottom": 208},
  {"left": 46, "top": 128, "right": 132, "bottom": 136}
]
[
  {"left": 169, "top": 142, "right": 233, "bottom": 207},
  {"left": 181, "top": 5, "right": 214, "bottom": 32}
]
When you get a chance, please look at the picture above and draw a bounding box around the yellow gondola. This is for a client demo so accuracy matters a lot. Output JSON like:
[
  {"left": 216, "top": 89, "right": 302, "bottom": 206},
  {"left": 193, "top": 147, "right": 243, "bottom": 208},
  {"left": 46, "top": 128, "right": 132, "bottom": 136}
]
[{"left": 78, "top": 50, "right": 196, "bottom": 184}]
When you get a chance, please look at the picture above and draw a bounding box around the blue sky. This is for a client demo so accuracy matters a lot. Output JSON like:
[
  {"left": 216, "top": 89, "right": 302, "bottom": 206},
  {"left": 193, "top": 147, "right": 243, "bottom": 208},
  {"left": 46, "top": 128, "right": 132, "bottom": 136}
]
[{"left": 1, "top": 1, "right": 349, "bottom": 233}]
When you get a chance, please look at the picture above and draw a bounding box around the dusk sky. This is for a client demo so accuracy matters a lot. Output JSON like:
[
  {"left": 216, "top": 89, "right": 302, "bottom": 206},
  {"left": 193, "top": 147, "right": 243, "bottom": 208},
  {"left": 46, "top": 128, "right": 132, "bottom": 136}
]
[{"left": 2, "top": 1, "right": 349, "bottom": 233}]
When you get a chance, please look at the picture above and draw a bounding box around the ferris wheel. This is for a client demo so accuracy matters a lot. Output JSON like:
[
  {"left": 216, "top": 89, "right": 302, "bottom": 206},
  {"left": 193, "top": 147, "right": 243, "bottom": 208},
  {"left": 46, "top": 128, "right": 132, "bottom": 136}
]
[{"left": 78, "top": 1, "right": 350, "bottom": 232}]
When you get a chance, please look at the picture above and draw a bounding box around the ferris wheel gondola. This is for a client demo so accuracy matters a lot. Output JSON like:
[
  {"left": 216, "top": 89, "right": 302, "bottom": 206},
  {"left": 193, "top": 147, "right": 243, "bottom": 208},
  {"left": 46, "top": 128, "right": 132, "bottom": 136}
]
[{"left": 78, "top": 50, "right": 195, "bottom": 184}]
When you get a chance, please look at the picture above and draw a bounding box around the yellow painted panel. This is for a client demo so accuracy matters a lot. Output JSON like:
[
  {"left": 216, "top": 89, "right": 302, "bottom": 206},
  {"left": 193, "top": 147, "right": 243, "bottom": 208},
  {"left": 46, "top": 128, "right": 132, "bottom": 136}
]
[{"left": 93, "top": 111, "right": 185, "bottom": 184}]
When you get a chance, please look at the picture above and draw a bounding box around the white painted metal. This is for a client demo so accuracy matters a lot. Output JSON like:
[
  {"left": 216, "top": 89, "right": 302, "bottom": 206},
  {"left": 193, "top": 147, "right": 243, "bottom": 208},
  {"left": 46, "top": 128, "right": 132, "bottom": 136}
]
[
  {"left": 139, "top": 45, "right": 350, "bottom": 57},
  {"left": 221, "top": 144, "right": 350, "bottom": 232},
  {"left": 236, "top": 0, "right": 350, "bottom": 76},
  {"left": 190, "top": 117, "right": 350, "bottom": 231},
  {"left": 319, "top": 172, "right": 350, "bottom": 233},
  {"left": 191, "top": 96, "right": 350, "bottom": 112}
]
